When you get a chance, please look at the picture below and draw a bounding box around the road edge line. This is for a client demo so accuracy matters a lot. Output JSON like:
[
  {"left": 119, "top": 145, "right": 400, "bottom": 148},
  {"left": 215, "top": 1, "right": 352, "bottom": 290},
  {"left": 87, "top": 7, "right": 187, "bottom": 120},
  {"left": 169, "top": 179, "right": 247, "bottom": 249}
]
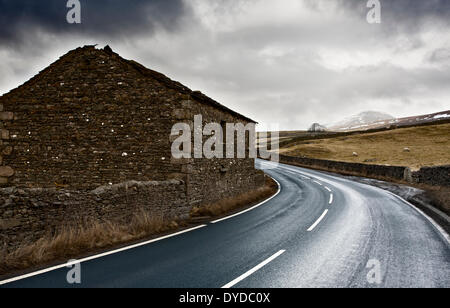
[
  {"left": 0, "top": 224, "right": 207, "bottom": 286},
  {"left": 211, "top": 176, "right": 282, "bottom": 224},
  {"left": 387, "top": 191, "right": 450, "bottom": 245}
]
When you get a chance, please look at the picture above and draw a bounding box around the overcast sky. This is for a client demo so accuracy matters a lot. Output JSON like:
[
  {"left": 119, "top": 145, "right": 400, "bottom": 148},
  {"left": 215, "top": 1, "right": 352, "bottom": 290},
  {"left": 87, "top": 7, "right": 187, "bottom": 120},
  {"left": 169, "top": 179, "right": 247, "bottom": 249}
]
[{"left": 1, "top": 0, "right": 449, "bottom": 130}]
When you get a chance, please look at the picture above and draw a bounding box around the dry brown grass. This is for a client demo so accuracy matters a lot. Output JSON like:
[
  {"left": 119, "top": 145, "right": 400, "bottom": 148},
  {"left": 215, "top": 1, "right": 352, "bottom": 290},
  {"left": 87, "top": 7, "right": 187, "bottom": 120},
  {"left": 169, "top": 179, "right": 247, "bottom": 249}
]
[
  {"left": 191, "top": 176, "right": 278, "bottom": 217},
  {"left": 280, "top": 123, "right": 450, "bottom": 170},
  {"left": 0, "top": 209, "right": 178, "bottom": 276}
]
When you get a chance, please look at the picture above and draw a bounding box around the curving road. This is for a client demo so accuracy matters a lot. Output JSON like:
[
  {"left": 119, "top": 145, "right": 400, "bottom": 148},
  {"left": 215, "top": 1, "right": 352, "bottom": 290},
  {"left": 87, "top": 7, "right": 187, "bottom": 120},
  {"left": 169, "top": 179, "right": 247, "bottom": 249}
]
[{"left": 1, "top": 159, "right": 449, "bottom": 288}]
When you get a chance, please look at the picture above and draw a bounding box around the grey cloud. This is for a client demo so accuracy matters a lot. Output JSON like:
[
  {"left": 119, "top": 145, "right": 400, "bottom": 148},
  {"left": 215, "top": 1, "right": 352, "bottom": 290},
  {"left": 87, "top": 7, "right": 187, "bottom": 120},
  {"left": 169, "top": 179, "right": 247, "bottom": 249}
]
[
  {"left": 0, "top": 0, "right": 189, "bottom": 46},
  {"left": 429, "top": 48, "right": 450, "bottom": 65}
]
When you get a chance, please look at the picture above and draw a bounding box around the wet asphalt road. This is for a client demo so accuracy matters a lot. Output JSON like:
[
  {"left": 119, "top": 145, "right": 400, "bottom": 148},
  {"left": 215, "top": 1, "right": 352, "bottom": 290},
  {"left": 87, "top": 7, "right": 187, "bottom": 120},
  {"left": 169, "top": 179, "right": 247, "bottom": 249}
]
[{"left": 1, "top": 160, "right": 449, "bottom": 288}]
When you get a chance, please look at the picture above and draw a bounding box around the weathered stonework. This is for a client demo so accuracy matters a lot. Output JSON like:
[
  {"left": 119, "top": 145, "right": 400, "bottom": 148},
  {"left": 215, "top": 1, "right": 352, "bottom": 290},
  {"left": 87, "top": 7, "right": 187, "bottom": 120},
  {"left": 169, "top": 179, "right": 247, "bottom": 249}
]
[
  {"left": 0, "top": 180, "right": 188, "bottom": 250},
  {"left": 276, "top": 154, "right": 450, "bottom": 187},
  {"left": 0, "top": 45, "right": 265, "bottom": 249}
]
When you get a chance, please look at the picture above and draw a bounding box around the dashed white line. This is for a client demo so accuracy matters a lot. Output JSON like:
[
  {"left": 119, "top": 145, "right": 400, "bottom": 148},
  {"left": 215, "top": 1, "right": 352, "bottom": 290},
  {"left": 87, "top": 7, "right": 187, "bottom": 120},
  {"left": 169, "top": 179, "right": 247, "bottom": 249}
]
[
  {"left": 307, "top": 209, "right": 329, "bottom": 232},
  {"left": 222, "top": 250, "right": 286, "bottom": 288},
  {"left": 313, "top": 180, "right": 323, "bottom": 186},
  {"left": 325, "top": 186, "right": 332, "bottom": 192},
  {"left": 0, "top": 224, "right": 207, "bottom": 286},
  {"left": 329, "top": 193, "right": 333, "bottom": 204}
]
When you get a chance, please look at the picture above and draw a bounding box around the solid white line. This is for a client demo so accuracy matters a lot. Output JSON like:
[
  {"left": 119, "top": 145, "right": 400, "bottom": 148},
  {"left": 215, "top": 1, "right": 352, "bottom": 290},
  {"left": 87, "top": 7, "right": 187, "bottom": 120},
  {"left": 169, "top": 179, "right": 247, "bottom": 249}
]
[
  {"left": 307, "top": 209, "right": 329, "bottom": 232},
  {"left": 313, "top": 180, "right": 322, "bottom": 186},
  {"left": 0, "top": 224, "right": 207, "bottom": 286},
  {"left": 222, "top": 250, "right": 286, "bottom": 288},
  {"left": 386, "top": 192, "right": 450, "bottom": 244},
  {"left": 211, "top": 178, "right": 281, "bottom": 224},
  {"left": 329, "top": 193, "right": 333, "bottom": 205}
]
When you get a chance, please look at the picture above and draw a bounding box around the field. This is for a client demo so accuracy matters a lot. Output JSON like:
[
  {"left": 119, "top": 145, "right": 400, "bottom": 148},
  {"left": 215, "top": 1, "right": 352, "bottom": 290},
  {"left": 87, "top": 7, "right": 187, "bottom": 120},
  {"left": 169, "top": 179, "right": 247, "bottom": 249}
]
[{"left": 279, "top": 123, "right": 450, "bottom": 170}]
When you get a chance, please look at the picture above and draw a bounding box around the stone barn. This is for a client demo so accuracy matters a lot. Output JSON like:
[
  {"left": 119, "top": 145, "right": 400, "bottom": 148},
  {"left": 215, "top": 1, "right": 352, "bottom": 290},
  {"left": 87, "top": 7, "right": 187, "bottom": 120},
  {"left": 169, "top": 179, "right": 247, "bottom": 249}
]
[{"left": 0, "top": 45, "right": 265, "bottom": 247}]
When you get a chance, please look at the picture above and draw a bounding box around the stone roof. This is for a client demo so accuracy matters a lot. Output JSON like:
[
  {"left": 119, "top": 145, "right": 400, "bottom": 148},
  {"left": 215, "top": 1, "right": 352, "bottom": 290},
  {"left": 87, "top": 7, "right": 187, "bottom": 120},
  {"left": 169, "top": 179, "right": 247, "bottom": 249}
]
[{"left": 3, "top": 45, "right": 256, "bottom": 123}]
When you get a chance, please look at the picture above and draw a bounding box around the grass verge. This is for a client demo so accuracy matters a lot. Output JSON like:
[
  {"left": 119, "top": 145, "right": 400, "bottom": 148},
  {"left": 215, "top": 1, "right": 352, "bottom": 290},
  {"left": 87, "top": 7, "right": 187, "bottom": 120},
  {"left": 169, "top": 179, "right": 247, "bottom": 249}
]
[
  {"left": 190, "top": 176, "right": 278, "bottom": 218},
  {"left": 0, "top": 209, "right": 179, "bottom": 276}
]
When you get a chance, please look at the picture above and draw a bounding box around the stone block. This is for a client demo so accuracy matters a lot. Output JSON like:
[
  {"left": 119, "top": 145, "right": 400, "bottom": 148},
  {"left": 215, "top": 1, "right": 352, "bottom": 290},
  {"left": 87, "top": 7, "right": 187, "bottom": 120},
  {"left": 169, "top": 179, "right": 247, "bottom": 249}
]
[
  {"left": 0, "top": 166, "right": 14, "bottom": 177},
  {"left": 2, "top": 146, "right": 12, "bottom": 155},
  {"left": 1, "top": 129, "right": 9, "bottom": 140},
  {"left": 170, "top": 157, "right": 192, "bottom": 165},
  {"left": 181, "top": 100, "right": 193, "bottom": 108},
  {"left": 0, "top": 112, "right": 14, "bottom": 121},
  {"left": 172, "top": 109, "right": 191, "bottom": 120},
  {"left": 0, "top": 219, "right": 21, "bottom": 230},
  {"left": 167, "top": 173, "right": 186, "bottom": 181}
]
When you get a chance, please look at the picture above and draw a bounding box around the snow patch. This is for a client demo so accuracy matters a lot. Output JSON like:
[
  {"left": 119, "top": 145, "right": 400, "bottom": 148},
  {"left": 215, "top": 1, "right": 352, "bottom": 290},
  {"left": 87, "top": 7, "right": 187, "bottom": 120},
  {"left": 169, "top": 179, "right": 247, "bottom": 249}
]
[{"left": 434, "top": 114, "right": 450, "bottom": 119}]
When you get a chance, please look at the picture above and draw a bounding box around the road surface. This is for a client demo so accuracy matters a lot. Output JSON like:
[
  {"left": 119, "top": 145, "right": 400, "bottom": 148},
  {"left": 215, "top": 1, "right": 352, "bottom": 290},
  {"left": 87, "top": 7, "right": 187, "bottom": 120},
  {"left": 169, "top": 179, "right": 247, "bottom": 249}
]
[{"left": 1, "top": 159, "right": 449, "bottom": 288}]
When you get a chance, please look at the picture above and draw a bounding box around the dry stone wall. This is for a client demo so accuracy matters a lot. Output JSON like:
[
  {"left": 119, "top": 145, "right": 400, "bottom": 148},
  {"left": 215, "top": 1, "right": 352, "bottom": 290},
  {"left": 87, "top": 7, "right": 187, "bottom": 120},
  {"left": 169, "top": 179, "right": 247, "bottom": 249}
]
[
  {"left": 412, "top": 165, "right": 450, "bottom": 187},
  {"left": 0, "top": 180, "right": 187, "bottom": 250},
  {"left": 276, "top": 154, "right": 450, "bottom": 187}
]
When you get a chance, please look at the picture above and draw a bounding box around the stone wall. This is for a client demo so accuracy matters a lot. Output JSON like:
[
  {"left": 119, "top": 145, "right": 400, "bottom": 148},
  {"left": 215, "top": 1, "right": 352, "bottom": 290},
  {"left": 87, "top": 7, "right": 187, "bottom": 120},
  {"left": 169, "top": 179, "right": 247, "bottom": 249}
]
[
  {"left": 278, "top": 154, "right": 409, "bottom": 181},
  {"left": 171, "top": 96, "right": 266, "bottom": 207},
  {"left": 0, "top": 46, "right": 262, "bottom": 194},
  {"left": 0, "top": 47, "right": 185, "bottom": 189},
  {"left": 0, "top": 180, "right": 187, "bottom": 250},
  {"left": 412, "top": 166, "right": 450, "bottom": 187},
  {"left": 276, "top": 154, "right": 450, "bottom": 187}
]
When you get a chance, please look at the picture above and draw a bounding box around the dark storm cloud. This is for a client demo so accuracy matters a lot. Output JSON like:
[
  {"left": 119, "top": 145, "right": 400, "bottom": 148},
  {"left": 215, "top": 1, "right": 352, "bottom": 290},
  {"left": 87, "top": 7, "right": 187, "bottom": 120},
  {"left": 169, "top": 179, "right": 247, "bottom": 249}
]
[{"left": 0, "top": 0, "right": 188, "bottom": 45}]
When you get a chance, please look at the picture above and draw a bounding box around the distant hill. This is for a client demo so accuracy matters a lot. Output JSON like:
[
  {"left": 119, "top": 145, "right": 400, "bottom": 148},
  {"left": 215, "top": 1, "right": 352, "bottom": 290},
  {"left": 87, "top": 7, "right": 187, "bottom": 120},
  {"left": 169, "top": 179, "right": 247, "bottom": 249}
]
[
  {"left": 328, "top": 110, "right": 450, "bottom": 132},
  {"left": 328, "top": 111, "right": 394, "bottom": 131}
]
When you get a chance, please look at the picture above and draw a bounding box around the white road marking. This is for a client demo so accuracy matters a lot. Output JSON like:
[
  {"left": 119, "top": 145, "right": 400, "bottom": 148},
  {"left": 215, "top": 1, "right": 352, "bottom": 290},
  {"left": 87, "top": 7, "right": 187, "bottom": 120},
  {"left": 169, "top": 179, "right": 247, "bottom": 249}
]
[
  {"left": 211, "top": 178, "right": 281, "bottom": 224},
  {"left": 0, "top": 224, "right": 207, "bottom": 286},
  {"left": 325, "top": 186, "right": 332, "bottom": 192},
  {"left": 329, "top": 193, "right": 333, "bottom": 205},
  {"left": 222, "top": 250, "right": 286, "bottom": 288},
  {"left": 307, "top": 209, "right": 329, "bottom": 232},
  {"left": 313, "top": 180, "right": 323, "bottom": 186},
  {"left": 387, "top": 191, "right": 450, "bottom": 244}
]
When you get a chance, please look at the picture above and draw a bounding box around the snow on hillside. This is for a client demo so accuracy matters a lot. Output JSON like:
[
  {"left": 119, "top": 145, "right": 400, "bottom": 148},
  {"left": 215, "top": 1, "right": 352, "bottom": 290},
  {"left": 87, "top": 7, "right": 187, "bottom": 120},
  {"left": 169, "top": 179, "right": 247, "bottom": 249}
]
[{"left": 328, "top": 111, "right": 395, "bottom": 131}]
